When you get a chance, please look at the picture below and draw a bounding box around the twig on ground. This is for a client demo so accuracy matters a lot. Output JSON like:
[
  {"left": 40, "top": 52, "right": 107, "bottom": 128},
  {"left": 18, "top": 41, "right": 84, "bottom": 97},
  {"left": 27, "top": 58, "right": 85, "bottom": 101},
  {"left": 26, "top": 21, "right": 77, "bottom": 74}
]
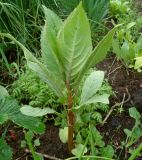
[
  {"left": 15, "top": 152, "right": 29, "bottom": 160},
  {"left": 102, "top": 88, "right": 131, "bottom": 126},
  {"left": 25, "top": 149, "right": 64, "bottom": 160}
]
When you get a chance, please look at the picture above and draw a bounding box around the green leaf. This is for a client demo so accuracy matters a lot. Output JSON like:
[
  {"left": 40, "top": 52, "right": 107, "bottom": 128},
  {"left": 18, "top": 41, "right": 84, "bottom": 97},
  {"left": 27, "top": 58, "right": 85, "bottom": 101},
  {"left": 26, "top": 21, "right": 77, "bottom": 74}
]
[
  {"left": 59, "top": 127, "right": 68, "bottom": 143},
  {"left": 100, "top": 145, "right": 114, "bottom": 158},
  {"left": 27, "top": 61, "right": 65, "bottom": 97},
  {"left": 11, "top": 114, "right": 45, "bottom": 134},
  {"left": 75, "top": 25, "right": 119, "bottom": 86},
  {"left": 91, "top": 126, "right": 105, "bottom": 147},
  {"left": 34, "top": 138, "right": 40, "bottom": 147},
  {"left": 25, "top": 131, "right": 42, "bottom": 160},
  {"left": 136, "top": 35, "right": 142, "bottom": 51},
  {"left": 41, "top": 6, "right": 63, "bottom": 76},
  {"left": 0, "top": 96, "right": 45, "bottom": 134},
  {"left": 20, "top": 140, "right": 27, "bottom": 148},
  {"left": 20, "top": 105, "right": 55, "bottom": 117},
  {"left": 112, "top": 39, "right": 122, "bottom": 59},
  {"left": 129, "top": 107, "right": 140, "bottom": 121},
  {"left": 124, "top": 129, "right": 132, "bottom": 137},
  {"left": 57, "top": 2, "right": 92, "bottom": 83},
  {"left": 80, "top": 71, "right": 104, "bottom": 105},
  {"left": 134, "top": 57, "right": 142, "bottom": 71},
  {"left": 82, "top": 94, "right": 109, "bottom": 106},
  {"left": 0, "top": 114, "right": 8, "bottom": 124},
  {"left": 121, "top": 41, "right": 130, "bottom": 63},
  {"left": 75, "top": 94, "right": 109, "bottom": 110},
  {"left": 89, "top": 25, "right": 120, "bottom": 66},
  {"left": 0, "top": 85, "right": 9, "bottom": 96},
  {"left": 126, "top": 22, "right": 136, "bottom": 30},
  {"left": 71, "top": 144, "right": 87, "bottom": 157},
  {"left": 131, "top": 127, "right": 141, "bottom": 140},
  {"left": 0, "top": 138, "right": 13, "bottom": 160}
]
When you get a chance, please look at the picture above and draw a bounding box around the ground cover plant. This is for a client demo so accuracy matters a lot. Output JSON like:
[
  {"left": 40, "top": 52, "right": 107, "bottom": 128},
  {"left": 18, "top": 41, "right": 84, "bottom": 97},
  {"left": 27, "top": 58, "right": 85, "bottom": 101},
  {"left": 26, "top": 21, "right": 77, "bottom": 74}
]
[{"left": 0, "top": 0, "right": 142, "bottom": 160}]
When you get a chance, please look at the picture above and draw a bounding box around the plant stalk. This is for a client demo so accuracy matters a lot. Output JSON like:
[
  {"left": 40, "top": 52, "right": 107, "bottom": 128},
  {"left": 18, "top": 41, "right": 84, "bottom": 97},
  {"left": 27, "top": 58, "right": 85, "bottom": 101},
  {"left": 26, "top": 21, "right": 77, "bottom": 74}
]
[
  {"left": 128, "top": 143, "right": 142, "bottom": 160},
  {"left": 66, "top": 80, "right": 74, "bottom": 153}
]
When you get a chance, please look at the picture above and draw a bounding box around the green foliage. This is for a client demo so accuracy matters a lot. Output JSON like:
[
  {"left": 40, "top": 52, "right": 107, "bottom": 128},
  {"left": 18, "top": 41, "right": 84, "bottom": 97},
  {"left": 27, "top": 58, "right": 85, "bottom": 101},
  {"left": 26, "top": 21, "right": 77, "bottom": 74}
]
[
  {"left": 1, "top": 3, "right": 118, "bottom": 97},
  {"left": 109, "top": 0, "right": 130, "bottom": 17},
  {"left": 110, "top": 0, "right": 142, "bottom": 72},
  {"left": 123, "top": 107, "right": 142, "bottom": 148},
  {"left": 79, "top": 71, "right": 109, "bottom": 106},
  {"left": 55, "top": 71, "right": 112, "bottom": 125},
  {"left": 71, "top": 144, "right": 87, "bottom": 157},
  {"left": 0, "top": 3, "right": 118, "bottom": 153},
  {"left": 0, "top": 0, "right": 61, "bottom": 48},
  {"left": 100, "top": 145, "right": 114, "bottom": 158},
  {"left": 0, "top": 85, "right": 9, "bottom": 96},
  {"left": 59, "top": 127, "right": 68, "bottom": 143},
  {"left": 0, "top": 137, "right": 13, "bottom": 160},
  {"left": 128, "top": 142, "right": 142, "bottom": 160},
  {"left": 0, "top": 0, "right": 62, "bottom": 79},
  {"left": 59, "top": 0, "right": 110, "bottom": 46},
  {"left": 110, "top": 0, "right": 142, "bottom": 52},
  {"left": 55, "top": 76, "right": 113, "bottom": 156},
  {"left": 120, "top": 107, "right": 142, "bottom": 159},
  {"left": 0, "top": 96, "right": 45, "bottom": 134},
  {"left": 20, "top": 105, "right": 55, "bottom": 117},
  {"left": 113, "top": 34, "right": 142, "bottom": 72},
  {"left": 25, "top": 130, "right": 43, "bottom": 160},
  {"left": 0, "top": 85, "right": 45, "bottom": 134},
  {"left": 73, "top": 125, "right": 115, "bottom": 159},
  {"left": 60, "top": 0, "right": 109, "bottom": 28},
  {"left": 11, "top": 67, "right": 60, "bottom": 108}
]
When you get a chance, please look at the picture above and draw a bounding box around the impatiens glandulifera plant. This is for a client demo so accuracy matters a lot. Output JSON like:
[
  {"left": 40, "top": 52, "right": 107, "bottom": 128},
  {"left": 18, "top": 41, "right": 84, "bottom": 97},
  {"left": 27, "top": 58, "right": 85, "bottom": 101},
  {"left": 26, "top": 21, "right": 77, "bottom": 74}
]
[{"left": 0, "top": 2, "right": 119, "bottom": 153}]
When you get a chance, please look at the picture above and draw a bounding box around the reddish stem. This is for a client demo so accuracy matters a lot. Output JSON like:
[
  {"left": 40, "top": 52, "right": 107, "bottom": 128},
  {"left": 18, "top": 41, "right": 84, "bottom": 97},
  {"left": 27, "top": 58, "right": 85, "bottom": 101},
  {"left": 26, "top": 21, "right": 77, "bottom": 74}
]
[{"left": 66, "top": 80, "right": 74, "bottom": 153}]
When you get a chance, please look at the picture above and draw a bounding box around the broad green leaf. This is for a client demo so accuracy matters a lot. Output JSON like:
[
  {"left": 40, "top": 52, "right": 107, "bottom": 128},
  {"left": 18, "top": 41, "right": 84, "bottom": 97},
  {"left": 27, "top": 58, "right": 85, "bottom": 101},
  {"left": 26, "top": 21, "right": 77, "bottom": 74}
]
[
  {"left": 121, "top": 41, "right": 130, "bottom": 63},
  {"left": 57, "top": 2, "right": 92, "bottom": 83},
  {"left": 75, "top": 25, "right": 119, "bottom": 86},
  {"left": 124, "top": 128, "right": 132, "bottom": 137},
  {"left": 0, "top": 114, "right": 8, "bottom": 124},
  {"left": 20, "top": 105, "right": 55, "bottom": 117},
  {"left": 134, "top": 57, "right": 142, "bottom": 71},
  {"left": 0, "top": 97, "right": 45, "bottom": 134},
  {"left": 91, "top": 126, "right": 105, "bottom": 147},
  {"left": 71, "top": 144, "right": 87, "bottom": 157},
  {"left": 34, "top": 138, "right": 40, "bottom": 147},
  {"left": 25, "top": 131, "right": 43, "bottom": 160},
  {"left": 0, "top": 85, "right": 9, "bottom": 96},
  {"left": 125, "top": 127, "right": 141, "bottom": 147},
  {"left": 136, "top": 35, "right": 142, "bottom": 51},
  {"left": 131, "top": 127, "right": 141, "bottom": 139},
  {"left": 126, "top": 22, "right": 136, "bottom": 30},
  {"left": 80, "top": 71, "right": 104, "bottom": 105},
  {"left": 88, "top": 25, "right": 120, "bottom": 66},
  {"left": 100, "top": 145, "right": 114, "bottom": 158},
  {"left": 0, "top": 138, "right": 13, "bottom": 160},
  {"left": 59, "top": 127, "right": 68, "bottom": 143},
  {"left": 82, "top": 94, "right": 109, "bottom": 105},
  {"left": 129, "top": 43, "right": 136, "bottom": 60},
  {"left": 0, "top": 33, "right": 65, "bottom": 97},
  {"left": 11, "top": 113, "right": 44, "bottom": 134},
  {"left": 129, "top": 107, "right": 140, "bottom": 121},
  {"left": 75, "top": 94, "right": 109, "bottom": 110},
  {"left": 27, "top": 61, "right": 65, "bottom": 97},
  {"left": 112, "top": 39, "right": 122, "bottom": 59},
  {"left": 41, "top": 6, "right": 63, "bottom": 76}
]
